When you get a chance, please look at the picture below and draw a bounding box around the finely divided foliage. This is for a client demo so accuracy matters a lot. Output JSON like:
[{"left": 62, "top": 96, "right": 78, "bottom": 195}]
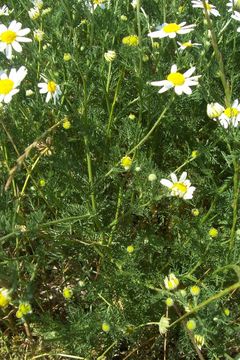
[{"left": 0, "top": 0, "right": 240, "bottom": 359}]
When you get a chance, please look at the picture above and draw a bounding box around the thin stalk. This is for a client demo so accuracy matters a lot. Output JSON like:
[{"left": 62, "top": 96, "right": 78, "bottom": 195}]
[
  {"left": 104, "top": 95, "right": 174, "bottom": 178},
  {"left": 230, "top": 156, "right": 239, "bottom": 250},
  {"left": 84, "top": 135, "right": 97, "bottom": 214},
  {"left": 170, "top": 281, "right": 240, "bottom": 327},
  {"left": 202, "top": 0, "right": 231, "bottom": 106}
]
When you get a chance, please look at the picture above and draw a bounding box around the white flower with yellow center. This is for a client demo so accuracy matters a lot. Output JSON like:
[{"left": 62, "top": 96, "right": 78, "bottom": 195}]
[
  {"left": 0, "top": 66, "right": 27, "bottom": 103},
  {"left": 38, "top": 79, "right": 62, "bottom": 104},
  {"left": 191, "top": 0, "right": 220, "bottom": 16},
  {"left": 28, "top": 7, "right": 40, "bottom": 20},
  {"left": 218, "top": 99, "right": 240, "bottom": 128},
  {"left": 150, "top": 64, "right": 200, "bottom": 96},
  {"left": 207, "top": 102, "right": 224, "bottom": 118},
  {"left": 160, "top": 172, "right": 196, "bottom": 200},
  {"left": 0, "top": 5, "right": 10, "bottom": 16},
  {"left": 231, "top": 11, "right": 240, "bottom": 32},
  {"left": 148, "top": 22, "right": 196, "bottom": 39},
  {"left": 86, "top": 0, "right": 106, "bottom": 11},
  {"left": 0, "top": 21, "right": 31, "bottom": 59},
  {"left": 164, "top": 273, "right": 179, "bottom": 290},
  {"left": 177, "top": 40, "right": 201, "bottom": 51},
  {"left": 159, "top": 316, "right": 170, "bottom": 334}
]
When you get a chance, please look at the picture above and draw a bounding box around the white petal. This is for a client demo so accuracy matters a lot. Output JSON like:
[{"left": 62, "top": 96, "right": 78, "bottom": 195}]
[
  {"left": 174, "top": 86, "right": 183, "bottom": 95},
  {"left": 170, "top": 173, "right": 178, "bottom": 183},
  {"left": 46, "top": 92, "right": 51, "bottom": 102},
  {"left": 182, "top": 86, "right": 192, "bottom": 95},
  {"left": 17, "top": 28, "right": 31, "bottom": 36},
  {"left": 160, "top": 179, "right": 173, "bottom": 188},
  {"left": 16, "top": 36, "right": 32, "bottom": 43},
  {"left": 184, "top": 67, "right": 196, "bottom": 78},
  {"left": 12, "top": 41, "right": 22, "bottom": 53},
  {"left": 6, "top": 45, "right": 12, "bottom": 59},
  {"left": 171, "top": 64, "right": 177, "bottom": 73},
  {"left": 150, "top": 80, "right": 168, "bottom": 87},
  {"left": 179, "top": 172, "right": 187, "bottom": 182}
]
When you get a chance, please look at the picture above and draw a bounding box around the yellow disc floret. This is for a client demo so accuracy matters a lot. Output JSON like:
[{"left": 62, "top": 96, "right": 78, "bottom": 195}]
[
  {"left": 0, "top": 288, "right": 11, "bottom": 308},
  {"left": 0, "top": 79, "right": 14, "bottom": 95},
  {"left": 171, "top": 182, "right": 187, "bottom": 193},
  {"left": 224, "top": 107, "right": 239, "bottom": 118},
  {"left": 122, "top": 35, "right": 139, "bottom": 46},
  {"left": 47, "top": 81, "right": 57, "bottom": 93},
  {"left": 163, "top": 23, "right": 181, "bottom": 33},
  {"left": 167, "top": 72, "right": 185, "bottom": 86},
  {"left": 0, "top": 30, "right": 17, "bottom": 44}
]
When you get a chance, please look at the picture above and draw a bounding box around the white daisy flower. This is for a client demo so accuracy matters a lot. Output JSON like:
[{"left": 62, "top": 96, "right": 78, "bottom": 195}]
[
  {"left": 160, "top": 172, "right": 196, "bottom": 200},
  {"left": 148, "top": 22, "right": 196, "bottom": 39},
  {"left": 150, "top": 64, "right": 201, "bottom": 96},
  {"left": 164, "top": 273, "right": 179, "bottom": 290},
  {"left": 207, "top": 102, "right": 224, "bottom": 118},
  {"left": 28, "top": 7, "right": 40, "bottom": 20},
  {"left": 218, "top": 99, "right": 240, "bottom": 128},
  {"left": 0, "top": 66, "right": 27, "bottom": 103},
  {"left": 159, "top": 316, "right": 170, "bottom": 335},
  {"left": 0, "top": 20, "right": 32, "bottom": 59},
  {"left": 38, "top": 79, "right": 62, "bottom": 104},
  {"left": 191, "top": 0, "right": 220, "bottom": 16},
  {"left": 0, "top": 5, "right": 10, "bottom": 16},
  {"left": 86, "top": 0, "right": 107, "bottom": 12},
  {"left": 177, "top": 40, "right": 201, "bottom": 51},
  {"left": 231, "top": 11, "right": 240, "bottom": 31},
  {"left": 227, "top": 0, "right": 240, "bottom": 12}
]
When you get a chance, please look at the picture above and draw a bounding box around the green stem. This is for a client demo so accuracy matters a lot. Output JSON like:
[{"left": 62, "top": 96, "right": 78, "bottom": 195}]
[
  {"left": 230, "top": 157, "right": 239, "bottom": 250},
  {"left": 84, "top": 135, "right": 97, "bottom": 214},
  {"left": 170, "top": 281, "right": 240, "bottom": 327},
  {"left": 104, "top": 95, "right": 174, "bottom": 178},
  {"left": 202, "top": 0, "right": 231, "bottom": 106}
]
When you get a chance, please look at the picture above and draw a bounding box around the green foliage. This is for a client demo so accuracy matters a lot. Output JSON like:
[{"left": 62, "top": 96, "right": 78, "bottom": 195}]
[{"left": 0, "top": 0, "right": 240, "bottom": 359}]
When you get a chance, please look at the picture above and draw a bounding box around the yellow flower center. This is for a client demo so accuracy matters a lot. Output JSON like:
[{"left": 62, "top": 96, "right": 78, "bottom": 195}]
[
  {"left": 224, "top": 107, "right": 239, "bottom": 118},
  {"left": 0, "top": 79, "right": 14, "bottom": 95},
  {"left": 172, "top": 182, "right": 187, "bottom": 193},
  {"left": 93, "top": 0, "right": 104, "bottom": 3},
  {"left": 182, "top": 42, "right": 192, "bottom": 48},
  {"left": 167, "top": 72, "right": 185, "bottom": 86},
  {"left": 206, "top": 3, "right": 212, "bottom": 10},
  {"left": 163, "top": 23, "right": 181, "bottom": 33},
  {"left": 47, "top": 81, "right": 57, "bottom": 93},
  {"left": 122, "top": 35, "right": 139, "bottom": 46},
  {"left": 0, "top": 30, "right": 17, "bottom": 44}
]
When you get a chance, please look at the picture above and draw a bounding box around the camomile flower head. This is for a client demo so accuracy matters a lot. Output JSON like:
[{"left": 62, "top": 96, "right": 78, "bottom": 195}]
[
  {"left": 0, "top": 288, "right": 11, "bottom": 308},
  {"left": 28, "top": 7, "right": 40, "bottom": 20},
  {"left": 218, "top": 99, "right": 240, "bottom": 128},
  {"left": 150, "top": 64, "right": 201, "bottom": 96},
  {"left": 86, "top": 0, "right": 107, "bottom": 12},
  {"left": 164, "top": 273, "right": 179, "bottom": 290},
  {"left": 0, "top": 20, "right": 32, "bottom": 59},
  {"left": 177, "top": 40, "right": 201, "bottom": 51},
  {"left": 0, "top": 5, "right": 10, "bottom": 16},
  {"left": 148, "top": 22, "right": 196, "bottom": 39},
  {"left": 0, "top": 66, "right": 27, "bottom": 103},
  {"left": 227, "top": 0, "right": 240, "bottom": 11},
  {"left": 207, "top": 102, "right": 224, "bottom": 119},
  {"left": 38, "top": 78, "right": 62, "bottom": 104},
  {"left": 191, "top": 0, "right": 220, "bottom": 16},
  {"left": 194, "top": 334, "right": 205, "bottom": 350},
  {"left": 160, "top": 171, "right": 196, "bottom": 200},
  {"left": 231, "top": 11, "right": 240, "bottom": 32},
  {"left": 159, "top": 315, "right": 170, "bottom": 334}
]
